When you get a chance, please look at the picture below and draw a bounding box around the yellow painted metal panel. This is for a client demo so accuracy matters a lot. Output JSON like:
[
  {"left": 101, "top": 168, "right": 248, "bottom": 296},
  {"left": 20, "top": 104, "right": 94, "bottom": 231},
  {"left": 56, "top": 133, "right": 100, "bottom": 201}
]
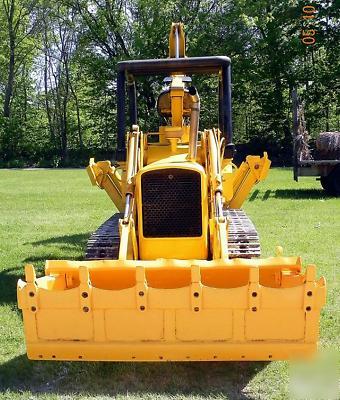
[
  {"left": 36, "top": 310, "right": 93, "bottom": 341},
  {"left": 203, "top": 286, "right": 248, "bottom": 309},
  {"left": 43, "top": 257, "right": 305, "bottom": 272},
  {"left": 245, "top": 310, "right": 305, "bottom": 341},
  {"left": 260, "top": 286, "right": 305, "bottom": 309},
  {"left": 38, "top": 287, "right": 80, "bottom": 309},
  {"left": 305, "top": 312, "right": 320, "bottom": 343},
  {"left": 148, "top": 287, "right": 190, "bottom": 309},
  {"left": 176, "top": 310, "right": 233, "bottom": 341},
  {"left": 92, "top": 287, "right": 136, "bottom": 309},
  {"left": 139, "top": 237, "right": 207, "bottom": 260},
  {"left": 25, "top": 342, "right": 317, "bottom": 362},
  {"left": 105, "top": 310, "right": 164, "bottom": 341},
  {"left": 146, "top": 143, "right": 188, "bottom": 164}
]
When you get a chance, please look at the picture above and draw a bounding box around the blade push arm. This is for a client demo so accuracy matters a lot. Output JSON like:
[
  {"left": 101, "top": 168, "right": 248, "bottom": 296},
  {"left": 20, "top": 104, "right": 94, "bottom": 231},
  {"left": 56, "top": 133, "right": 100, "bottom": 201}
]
[{"left": 226, "top": 153, "right": 271, "bottom": 209}]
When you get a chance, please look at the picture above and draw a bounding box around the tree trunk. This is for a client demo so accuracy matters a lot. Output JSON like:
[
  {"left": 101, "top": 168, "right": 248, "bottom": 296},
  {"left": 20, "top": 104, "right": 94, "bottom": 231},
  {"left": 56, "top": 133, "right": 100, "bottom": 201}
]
[
  {"left": 23, "top": 63, "right": 27, "bottom": 122},
  {"left": 3, "top": 0, "right": 15, "bottom": 118},
  {"left": 60, "top": 93, "right": 69, "bottom": 165},
  {"left": 43, "top": 19, "right": 55, "bottom": 147},
  {"left": 74, "top": 93, "right": 83, "bottom": 149},
  {"left": 65, "top": 61, "right": 83, "bottom": 149},
  {"left": 326, "top": 105, "right": 329, "bottom": 132}
]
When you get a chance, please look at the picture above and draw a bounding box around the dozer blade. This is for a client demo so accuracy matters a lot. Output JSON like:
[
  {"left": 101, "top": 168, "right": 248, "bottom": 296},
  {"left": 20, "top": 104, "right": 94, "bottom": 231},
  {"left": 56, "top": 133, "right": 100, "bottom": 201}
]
[{"left": 17, "top": 257, "right": 325, "bottom": 362}]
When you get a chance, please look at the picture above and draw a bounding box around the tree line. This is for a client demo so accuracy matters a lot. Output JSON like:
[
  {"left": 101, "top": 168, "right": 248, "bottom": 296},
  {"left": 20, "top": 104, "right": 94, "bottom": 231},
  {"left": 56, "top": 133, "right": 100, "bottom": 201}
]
[{"left": 0, "top": 0, "right": 339, "bottom": 167}]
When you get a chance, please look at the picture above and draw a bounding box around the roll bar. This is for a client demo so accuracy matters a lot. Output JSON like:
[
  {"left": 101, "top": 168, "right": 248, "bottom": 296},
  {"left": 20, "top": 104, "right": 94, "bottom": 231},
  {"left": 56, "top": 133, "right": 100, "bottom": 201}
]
[{"left": 116, "top": 56, "right": 233, "bottom": 161}]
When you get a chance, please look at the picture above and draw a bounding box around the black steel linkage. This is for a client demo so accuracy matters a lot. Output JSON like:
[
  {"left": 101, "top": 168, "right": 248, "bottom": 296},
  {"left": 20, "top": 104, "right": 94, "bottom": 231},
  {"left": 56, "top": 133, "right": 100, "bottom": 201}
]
[{"left": 116, "top": 70, "right": 126, "bottom": 161}]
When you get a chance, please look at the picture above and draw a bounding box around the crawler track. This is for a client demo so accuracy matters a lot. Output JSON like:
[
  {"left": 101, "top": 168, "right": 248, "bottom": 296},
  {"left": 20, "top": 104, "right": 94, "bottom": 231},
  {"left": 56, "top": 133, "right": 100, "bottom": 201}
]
[
  {"left": 85, "top": 213, "right": 122, "bottom": 260},
  {"left": 223, "top": 209, "right": 261, "bottom": 258},
  {"left": 85, "top": 209, "right": 260, "bottom": 260}
]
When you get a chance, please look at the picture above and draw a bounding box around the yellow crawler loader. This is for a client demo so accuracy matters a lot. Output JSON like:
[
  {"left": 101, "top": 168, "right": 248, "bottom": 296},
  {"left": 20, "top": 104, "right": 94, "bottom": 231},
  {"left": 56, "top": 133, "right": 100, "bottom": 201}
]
[{"left": 18, "top": 24, "right": 326, "bottom": 362}]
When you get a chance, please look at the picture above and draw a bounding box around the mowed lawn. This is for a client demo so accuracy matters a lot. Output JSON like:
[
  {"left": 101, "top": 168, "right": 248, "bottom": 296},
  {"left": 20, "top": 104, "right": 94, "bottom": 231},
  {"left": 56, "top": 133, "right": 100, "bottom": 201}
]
[{"left": 0, "top": 168, "right": 339, "bottom": 400}]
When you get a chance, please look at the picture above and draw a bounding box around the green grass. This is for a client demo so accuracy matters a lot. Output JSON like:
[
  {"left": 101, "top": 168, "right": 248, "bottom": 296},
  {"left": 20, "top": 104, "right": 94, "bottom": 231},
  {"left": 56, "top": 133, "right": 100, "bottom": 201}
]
[{"left": 0, "top": 168, "right": 339, "bottom": 399}]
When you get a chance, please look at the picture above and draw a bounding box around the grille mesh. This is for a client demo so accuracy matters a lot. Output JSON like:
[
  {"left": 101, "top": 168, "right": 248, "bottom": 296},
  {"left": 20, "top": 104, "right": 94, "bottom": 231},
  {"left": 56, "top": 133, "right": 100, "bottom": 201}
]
[{"left": 141, "top": 168, "right": 202, "bottom": 237}]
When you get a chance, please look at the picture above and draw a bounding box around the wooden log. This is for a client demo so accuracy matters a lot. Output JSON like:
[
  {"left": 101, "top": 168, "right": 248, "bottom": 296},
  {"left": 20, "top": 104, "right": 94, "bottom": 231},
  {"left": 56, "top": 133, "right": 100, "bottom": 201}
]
[{"left": 316, "top": 131, "right": 340, "bottom": 160}]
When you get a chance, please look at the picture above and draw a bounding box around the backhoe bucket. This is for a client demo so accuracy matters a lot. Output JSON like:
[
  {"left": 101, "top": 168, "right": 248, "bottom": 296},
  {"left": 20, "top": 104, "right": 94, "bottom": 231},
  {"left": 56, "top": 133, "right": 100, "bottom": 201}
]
[{"left": 17, "top": 256, "right": 325, "bottom": 362}]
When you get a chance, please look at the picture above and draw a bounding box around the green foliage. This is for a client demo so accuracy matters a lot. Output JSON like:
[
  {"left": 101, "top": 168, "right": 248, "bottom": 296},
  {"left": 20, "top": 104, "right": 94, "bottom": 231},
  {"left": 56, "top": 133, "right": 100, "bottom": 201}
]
[{"left": 0, "top": 0, "right": 338, "bottom": 166}]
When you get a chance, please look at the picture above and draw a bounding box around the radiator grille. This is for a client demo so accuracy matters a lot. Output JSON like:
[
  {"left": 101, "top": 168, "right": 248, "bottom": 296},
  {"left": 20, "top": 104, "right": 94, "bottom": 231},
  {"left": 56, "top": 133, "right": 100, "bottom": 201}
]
[{"left": 141, "top": 168, "right": 202, "bottom": 237}]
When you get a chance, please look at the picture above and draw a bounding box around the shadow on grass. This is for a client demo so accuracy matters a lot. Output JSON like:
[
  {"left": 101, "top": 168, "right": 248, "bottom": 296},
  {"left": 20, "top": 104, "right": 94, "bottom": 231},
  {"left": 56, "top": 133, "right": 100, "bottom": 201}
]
[
  {"left": 249, "top": 188, "right": 331, "bottom": 201},
  {"left": 24, "top": 232, "right": 93, "bottom": 265},
  {"left": 0, "top": 354, "right": 267, "bottom": 398},
  {"left": 248, "top": 189, "right": 260, "bottom": 202},
  {"left": 262, "top": 190, "right": 271, "bottom": 201},
  {"left": 1, "top": 233, "right": 92, "bottom": 305},
  {"left": 247, "top": 189, "right": 273, "bottom": 202},
  {"left": 0, "top": 265, "right": 48, "bottom": 306},
  {"left": 0, "top": 268, "right": 23, "bottom": 305},
  {"left": 27, "top": 232, "right": 90, "bottom": 251},
  {"left": 248, "top": 189, "right": 274, "bottom": 202},
  {"left": 275, "top": 188, "right": 331, "bottom": 200},
  {"left": 248, "top": 189, "right": 273, "bottom": 202}
]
